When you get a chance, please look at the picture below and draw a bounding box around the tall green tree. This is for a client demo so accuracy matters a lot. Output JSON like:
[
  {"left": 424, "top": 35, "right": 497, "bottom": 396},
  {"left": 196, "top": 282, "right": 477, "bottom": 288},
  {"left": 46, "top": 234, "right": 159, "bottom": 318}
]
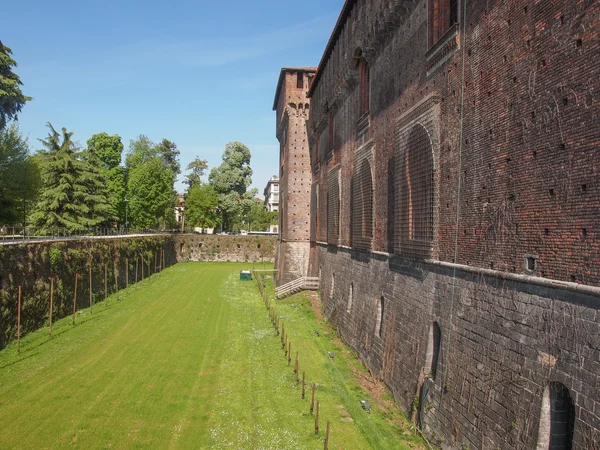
[
  {"left": 87, "top": 133, "right": 126, "bottom": 223},
  {"left": 31, "top": 124, "right": 110, "bottom": 231},
  {"left": 209, "top": 142, "right": 253, "bottom": 230},
  {"left": 209, "top": 141, "right": 252, "bottom": 196},
  {"left": 0, "top": 123, "right": 40, "bottom": 225},
  {"left": 156, "top": 138, "right": 181, "bottom": 177},
  {"left": 184, "top": 183, "right": 220, "bottom": 229},
  {"left": 0, "top": 41, "right": 31, "bottom": 130},
  {"left": 185, "top": 157, "right": 208, "bottom": 187},
  {"left": 125, "top": 136, "right": 177, "bottom": 229}
]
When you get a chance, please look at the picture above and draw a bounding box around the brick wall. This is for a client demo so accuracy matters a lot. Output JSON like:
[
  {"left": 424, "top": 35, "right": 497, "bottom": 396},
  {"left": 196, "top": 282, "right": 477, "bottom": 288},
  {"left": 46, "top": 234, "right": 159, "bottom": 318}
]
[
  {"left": 274, "top": 69, "right": 315, "bottom": 284},
  {"left": 307, "top": 0, "right": 600, "bottom": 284},
  {"left": 297, "top": 0, "right": 600, "bottom": 447}
]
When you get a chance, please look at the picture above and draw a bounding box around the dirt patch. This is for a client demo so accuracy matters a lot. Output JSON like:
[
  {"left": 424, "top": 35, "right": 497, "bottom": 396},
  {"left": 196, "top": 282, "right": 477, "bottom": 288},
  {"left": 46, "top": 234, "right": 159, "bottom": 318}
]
[
  {"left": 349, "top": 366, "right": 427, "bottom": 449},
  {"left": 308, "top": 291, "right": 323, "bottom": 321}
]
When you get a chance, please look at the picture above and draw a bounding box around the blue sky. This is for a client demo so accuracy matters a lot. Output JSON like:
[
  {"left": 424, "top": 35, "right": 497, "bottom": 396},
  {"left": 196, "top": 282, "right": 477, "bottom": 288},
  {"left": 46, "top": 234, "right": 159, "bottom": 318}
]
[{"left": 3, "top": 0, "right": 344, "bottom": 195}]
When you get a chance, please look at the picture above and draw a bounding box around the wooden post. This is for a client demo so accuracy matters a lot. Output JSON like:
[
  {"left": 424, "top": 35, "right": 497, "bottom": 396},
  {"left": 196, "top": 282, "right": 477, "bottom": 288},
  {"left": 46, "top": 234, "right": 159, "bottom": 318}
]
[
  {"left": 72, "top": 272, "right": 79, "bottom": 324},
  {"left": 310, "top": 383, "right": 315, "bottom": 414},
  {"left": 135, "top": 256, "right": 139, "bottom": 283},
  {"left": 104, "top": 264, "right": 107, "bottom": 299},
  {"left": 288, "top": 341, "right": 292, "bottom": 365},
  {"left": 155, "top": 252, "right": 158, "bottom": 273},
  {"left": 295, "top": 352, "right": 299, "bottom": 382},
  {"left": 315, "top": 400, "right": 320, "bottom": 434},
  {"left": 49, "top": 278, "right": 54, "bottom": 335},
  {"left": 281, "top": 323, "right": 285, "bottom": 347},
  {"left": 302, "top": 371, "right": 306, "bottom": 399},
  {"left": 114, "top": 261, "right": 118, "bottom": 298},
  {"left": 324, "top": 420, "right": 330, "bottom": 450},
  {"left": 17, "top": 285, "right": 21, "bottom": 353},
  {"left": 88, "top": 264, "right": 93, "bottom": 312},
  {"left": 125, "top": 258, "right": 129, "bottom": 288}
]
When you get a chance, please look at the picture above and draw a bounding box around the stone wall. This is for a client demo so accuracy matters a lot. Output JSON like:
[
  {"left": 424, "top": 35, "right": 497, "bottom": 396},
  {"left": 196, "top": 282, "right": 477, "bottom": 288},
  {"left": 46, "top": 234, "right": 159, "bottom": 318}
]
[
  {"left": 174, "top": 235, "right": 276, "bottom": 263},
  {"left": 318, "top": 244, "right": 600, "bottom": 449},
  {"left": 0, "top": 235, "right": 177, "bottom": 349},
  {"left": 277, "top": 241, "right": 310, "bottom": 285}
]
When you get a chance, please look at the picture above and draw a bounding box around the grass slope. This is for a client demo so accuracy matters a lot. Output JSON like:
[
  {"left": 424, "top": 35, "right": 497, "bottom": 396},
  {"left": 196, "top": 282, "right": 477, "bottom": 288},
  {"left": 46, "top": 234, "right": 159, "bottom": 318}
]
[{"left": 0, "top": 262, "right": 424, "bottom": 449}]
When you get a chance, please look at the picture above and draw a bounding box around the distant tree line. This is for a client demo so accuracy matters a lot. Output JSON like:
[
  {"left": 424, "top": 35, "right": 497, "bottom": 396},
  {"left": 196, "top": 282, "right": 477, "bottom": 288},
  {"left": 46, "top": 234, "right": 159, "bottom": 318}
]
[{"left": 0, "top": 41, "right": 276, "bottom": 233}]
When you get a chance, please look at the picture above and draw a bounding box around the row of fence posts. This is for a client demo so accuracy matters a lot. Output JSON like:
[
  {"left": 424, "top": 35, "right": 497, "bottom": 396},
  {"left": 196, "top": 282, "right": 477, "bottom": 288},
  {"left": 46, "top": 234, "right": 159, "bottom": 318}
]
[
  {"left": 255, "top": 271, "right": 337, "bottom": 450},
  {"left": 15, "top": 248, "right": 167, "bottom": 353}
]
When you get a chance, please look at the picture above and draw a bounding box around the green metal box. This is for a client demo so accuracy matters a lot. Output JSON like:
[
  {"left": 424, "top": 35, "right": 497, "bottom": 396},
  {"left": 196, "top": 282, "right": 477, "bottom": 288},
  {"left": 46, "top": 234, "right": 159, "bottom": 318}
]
[{"left": 240, "top": 270, "right": 252, "bottom": 281}]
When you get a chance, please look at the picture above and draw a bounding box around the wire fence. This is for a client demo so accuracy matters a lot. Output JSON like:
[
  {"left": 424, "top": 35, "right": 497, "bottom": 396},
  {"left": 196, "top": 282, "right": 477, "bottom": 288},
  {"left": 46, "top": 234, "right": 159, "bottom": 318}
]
[{"left": 0, "top": 226, "right": 185, "bottom": 244}]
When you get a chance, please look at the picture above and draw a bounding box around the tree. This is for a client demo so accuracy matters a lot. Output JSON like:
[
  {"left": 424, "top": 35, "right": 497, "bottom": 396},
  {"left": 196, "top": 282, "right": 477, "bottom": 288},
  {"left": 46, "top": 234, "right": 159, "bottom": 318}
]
[
  {"left": 156, "top": 138, "right": 181, "bottom": 177},
  {"left": 0, "top": 41, "right": 31, "bottom": 130},
  {"left": 125, "top": 136, "right": 177, "bottom": 229},
  {"left": 208, "top": 142, "right": 254, "bottom": 230},
  {"left": 87, "top": 133, "right": 125, "bottom": 222},
  {"left": 127, "top": 158, "right": 175, "bottom": 229},
  {"left": 185, "top": 157, "right": 208, "bottom": 187},
  {"left": 0, "top": 124, "right": 40, "bottom": 225},
  {"left": 31, "top": 124, "right": 110, "bottom": 231},
  {"left": 248, "top": 201, "right": 278, "bottom": 232},
  {"left": 184, "top": 184, "right": 220, "bottom": 229},
  {"left": 209, "top": 142, "right": 252, "bottom": 196},
  {"left": 79, "top": 150, "right": 111, "bottom": 227}
]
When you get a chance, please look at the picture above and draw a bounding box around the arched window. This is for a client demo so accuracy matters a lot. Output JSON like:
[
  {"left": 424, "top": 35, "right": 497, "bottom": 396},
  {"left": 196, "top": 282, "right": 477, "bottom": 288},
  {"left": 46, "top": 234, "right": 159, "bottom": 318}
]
[
  {"left": 347, "top": 283, "right": 353, "bottom": 313},
  {"left": 424, "top": 322, "right": 441, "bottom": 380},
  {"left": 352, "top": 156, "right": 373, "bottom": 249},
  {"left": 399, "top": 124, "right": 434, "bottom": 258},
  {"left": 537, "top": 383, "right": 575, "bottom": 450},
  {"left": 327, "top": 167, "right": 341, "bottom": 244},
  {"left": 358, "top": 58, "right": 370, "bottom": 116}
]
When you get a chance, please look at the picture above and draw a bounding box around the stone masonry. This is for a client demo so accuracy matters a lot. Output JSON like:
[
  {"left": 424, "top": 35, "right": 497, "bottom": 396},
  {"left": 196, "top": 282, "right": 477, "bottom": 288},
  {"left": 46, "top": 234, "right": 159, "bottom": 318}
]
[{"left": 277, "top": 0, "right": 600, "bottom": 448}]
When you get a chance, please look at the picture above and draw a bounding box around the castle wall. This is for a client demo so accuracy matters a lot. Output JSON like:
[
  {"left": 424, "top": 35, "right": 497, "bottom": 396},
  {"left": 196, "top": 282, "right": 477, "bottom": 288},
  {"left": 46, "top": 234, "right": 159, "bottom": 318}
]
[
  {"left": 318, "top": 245, "right": 600, "bottom": 449},
  {"left": 299, "top": 0, "right": 600, "bottom": 447}
]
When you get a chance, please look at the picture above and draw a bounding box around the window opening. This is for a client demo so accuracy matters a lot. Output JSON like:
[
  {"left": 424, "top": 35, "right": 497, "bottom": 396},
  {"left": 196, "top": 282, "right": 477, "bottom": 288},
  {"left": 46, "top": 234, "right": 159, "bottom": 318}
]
[{"left": 297, "top": 72, "right": 304, "bottom": 89}]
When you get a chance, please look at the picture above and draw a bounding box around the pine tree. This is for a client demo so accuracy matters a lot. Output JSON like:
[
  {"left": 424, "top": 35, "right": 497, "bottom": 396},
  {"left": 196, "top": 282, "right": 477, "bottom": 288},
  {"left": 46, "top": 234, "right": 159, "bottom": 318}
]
[
  {"left": 79, "top": 149, "right": 111, "bottom": 228},
  {"left": 31, "top": 123, "right": 109, "bottom": 231}
]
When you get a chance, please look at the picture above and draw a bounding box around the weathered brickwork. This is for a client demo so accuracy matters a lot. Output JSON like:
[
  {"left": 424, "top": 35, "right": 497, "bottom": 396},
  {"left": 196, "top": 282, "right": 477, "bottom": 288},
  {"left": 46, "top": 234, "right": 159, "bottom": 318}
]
[
  {"left": 277, "top": 0, "right": 600, "bottom": 447},
  {"left": 273, "top": 68, "right": 316, "bottom": 284},
  {"left": 308, "top": 0, "right": 600, "bottom": 283}
]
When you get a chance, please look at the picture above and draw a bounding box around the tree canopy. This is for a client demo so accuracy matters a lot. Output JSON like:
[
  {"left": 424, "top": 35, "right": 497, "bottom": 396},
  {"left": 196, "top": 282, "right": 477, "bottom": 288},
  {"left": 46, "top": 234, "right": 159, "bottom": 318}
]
[
  {"left": 0, "top": 123, "right": 40, "bottom": 225},
  {"left": 31, "top": 123, "right": 110, "bottom": 231},
  {"left": 125, "top": 136, "right": 177, "bottom": 229},
  {"left": 185, "top": 157, "right": 209, "bottom": 187},
  {"left": 87, "top": 133, "right": 126, "bottom": 222},
  {"left": 0, "top": 41, "right": 31, "bottom": 130},
  {"left": 184, "top": 183, "right": 220, "bottom": 229}
]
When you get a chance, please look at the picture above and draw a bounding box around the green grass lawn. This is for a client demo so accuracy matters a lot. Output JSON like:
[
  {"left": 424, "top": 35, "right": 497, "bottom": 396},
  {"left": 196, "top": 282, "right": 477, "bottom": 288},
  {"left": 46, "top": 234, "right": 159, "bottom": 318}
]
[{"left": 0, "top": 262, "right": 425, "bottom": 449}]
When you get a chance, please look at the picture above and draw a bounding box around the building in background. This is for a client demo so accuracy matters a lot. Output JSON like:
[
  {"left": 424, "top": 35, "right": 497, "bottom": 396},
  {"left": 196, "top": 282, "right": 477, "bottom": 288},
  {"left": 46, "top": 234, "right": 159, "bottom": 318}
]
[
  {"left": 273, "top": 67, "right": 316, "bottom": 285},
  {"left": 174, "top": 194, "right": 185, "bottom": 227},
  {"left": 263, "top": 175, "right": 280, "bottom": 212},
  {"left": 275, "top": 0, "right": 600, "bottom": 448}
]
